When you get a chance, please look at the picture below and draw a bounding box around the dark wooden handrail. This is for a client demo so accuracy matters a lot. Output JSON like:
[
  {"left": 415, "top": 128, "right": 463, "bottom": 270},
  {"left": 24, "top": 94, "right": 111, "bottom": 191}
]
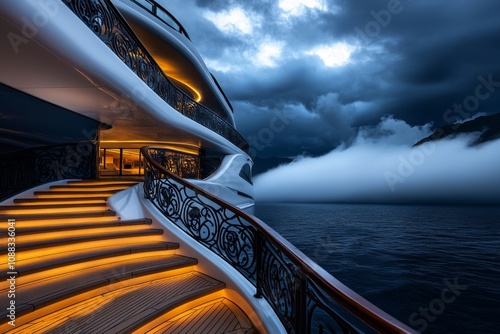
[{"left": 141, "top": 146, "right": 418, "bottom": 333}]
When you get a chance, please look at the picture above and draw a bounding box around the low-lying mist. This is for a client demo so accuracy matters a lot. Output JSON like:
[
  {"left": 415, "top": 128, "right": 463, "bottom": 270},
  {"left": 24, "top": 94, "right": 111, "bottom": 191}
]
[{"left": 254, "top": 117, "right": 500, "bottom": 205}]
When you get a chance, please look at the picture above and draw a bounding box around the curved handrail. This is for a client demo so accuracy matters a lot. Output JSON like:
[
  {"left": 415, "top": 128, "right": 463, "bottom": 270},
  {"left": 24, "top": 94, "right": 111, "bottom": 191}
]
[
  {"left": 62, "top": 0, "right": 248, "bottom": 151},
  {"left": 141, "top": 146, "right": 417, "bottom": 334},
  {"left": 130, "top": 0, "right": 191, "bottom": 39}
]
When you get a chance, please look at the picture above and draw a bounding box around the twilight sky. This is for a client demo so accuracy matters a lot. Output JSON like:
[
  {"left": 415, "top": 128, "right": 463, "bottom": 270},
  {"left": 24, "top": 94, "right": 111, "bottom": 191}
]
[
  {"left": 162, "top": 0, "right": 500, "bottom": 204},
  {"left": 164, "top": 0, "right": 500, "bottom": 158}
]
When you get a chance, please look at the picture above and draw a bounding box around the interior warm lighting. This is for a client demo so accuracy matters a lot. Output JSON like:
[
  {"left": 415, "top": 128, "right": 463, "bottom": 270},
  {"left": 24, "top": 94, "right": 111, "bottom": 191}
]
[{"left": 99, "top": 142, "right": 201, "bottom": 155}]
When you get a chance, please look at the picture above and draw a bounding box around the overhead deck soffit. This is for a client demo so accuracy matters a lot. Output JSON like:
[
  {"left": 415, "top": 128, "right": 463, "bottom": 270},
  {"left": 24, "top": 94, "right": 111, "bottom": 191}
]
[{"left": 0, "top": 2, "right": 234, "bottom": 153}]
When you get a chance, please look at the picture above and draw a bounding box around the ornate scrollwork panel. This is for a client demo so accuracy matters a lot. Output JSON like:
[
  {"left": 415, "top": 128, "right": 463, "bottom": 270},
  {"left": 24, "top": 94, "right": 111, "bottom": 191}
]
[
  {"left": 143, "top": 149, "right": 257, "bottom": 281},
  {"left": 1, "top": 142, "right": 96, "bottom": 201}
]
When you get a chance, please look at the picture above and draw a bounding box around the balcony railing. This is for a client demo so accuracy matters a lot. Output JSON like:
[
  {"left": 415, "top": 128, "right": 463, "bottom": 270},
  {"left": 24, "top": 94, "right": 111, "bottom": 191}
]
[
  {"left": 62, "top": 0, "right": 248, "bottom": 152},
  {"left": 130, "top": 0, "right": 190, "bottom": 40},
  {"left": 130, "top": 0, "right": 235, "bottom": 113},
  {"left": 142, "top": 146, "right": 418, "bottom": 334}
]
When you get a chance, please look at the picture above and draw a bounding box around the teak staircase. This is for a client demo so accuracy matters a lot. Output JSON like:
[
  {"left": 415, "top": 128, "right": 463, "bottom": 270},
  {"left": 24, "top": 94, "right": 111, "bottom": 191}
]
[{"left": 0, "top": 180, "right": 255, "bottom": 333}]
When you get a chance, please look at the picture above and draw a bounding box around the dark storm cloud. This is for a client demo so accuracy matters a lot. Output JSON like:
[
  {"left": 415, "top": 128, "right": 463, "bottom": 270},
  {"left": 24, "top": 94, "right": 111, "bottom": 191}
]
[{"left": 164, "top": 0, "right": 500, "bottom": 157}]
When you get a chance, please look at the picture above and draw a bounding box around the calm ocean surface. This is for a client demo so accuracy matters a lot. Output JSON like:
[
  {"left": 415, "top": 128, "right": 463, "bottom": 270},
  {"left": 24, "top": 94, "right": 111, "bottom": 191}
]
[{"left": 254, "top": 203, "right": 500, "bottom": 334}]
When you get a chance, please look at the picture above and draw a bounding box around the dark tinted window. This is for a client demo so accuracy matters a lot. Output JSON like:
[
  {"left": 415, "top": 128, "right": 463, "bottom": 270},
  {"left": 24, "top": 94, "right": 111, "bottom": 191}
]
[{"left": 239, "top": 164, "right": 253, "bottom": 185}]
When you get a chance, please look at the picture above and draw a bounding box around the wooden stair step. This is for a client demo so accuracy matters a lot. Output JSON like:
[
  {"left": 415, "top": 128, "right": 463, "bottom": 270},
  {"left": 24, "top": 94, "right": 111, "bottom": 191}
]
[
  {"left": 14, "top": 197, "right": 108, "bottom": 204},
  {"left": 67, "top": 179, "right": 140, "bottom": 185},
  {"left": 51, "top": 183, "right": 139, "bottom": 189},
  {"left": 49, "top": 185, "right": 133, "bottom": 191},
  {"left": 6, "top": 228, "right": 164, "bottom": 252},
  {"left": 0, "top": 254, "right": 198, "bottom": 323},
  {"left": 34, "top": 189, "right": 122, "bottom": 195},
  {"left": 9, "top": 272, "right": 225, "bottom": 333},
  {"left": 0, "top": 241, "right": 180, "bottom": 279},
  {"left": 0, "top": 209, "right": 116, "bottom": 220},
  {"left": 2, "top": 218, "right": 152, "bottom": 235},
  {"left": 140, "top": 298, "right": 256, "bottom": 334},
  {"left": 0, "top": 202, "right": 108, "bottom": 210}
]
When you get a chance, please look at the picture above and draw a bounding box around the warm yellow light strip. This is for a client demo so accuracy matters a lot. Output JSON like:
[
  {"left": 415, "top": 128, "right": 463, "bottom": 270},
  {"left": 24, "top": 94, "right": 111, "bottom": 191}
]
[
  {"left": 1, "top": 236, "right": 164, "bottom": 264},
  {"left": 155, "top": 60, "right": 203, "bottom": 102},
  {"left": 2, "top": 225, "right": 158, "bottom": 246},
  {"left": 35, "top": 192, "right": 116, "bottom": 199},
  {"left": 179, "top": 81, "right": 202, "bottom": 102},
  {"left": 15, "top": 199, "right": 106, "bottom": 206},
  {"left": 15, "top": 216, "right": 118, "bottom": 229},
  {"left": 0, "top": 205, "right": 107, "bottom": 215},
  {"left": 46, "top": 186, "right": 129, "bottom": 191}
]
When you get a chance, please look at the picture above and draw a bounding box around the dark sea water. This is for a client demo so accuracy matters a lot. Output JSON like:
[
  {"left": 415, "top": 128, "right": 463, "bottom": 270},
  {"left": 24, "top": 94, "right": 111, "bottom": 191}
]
[{"left": 254, "top": 203, "right": 500, "bottom": 334}]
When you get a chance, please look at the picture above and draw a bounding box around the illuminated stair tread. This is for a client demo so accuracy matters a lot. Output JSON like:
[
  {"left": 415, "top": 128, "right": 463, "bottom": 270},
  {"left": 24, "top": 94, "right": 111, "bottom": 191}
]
[
  {"left": 0, "top": 255, "right": 198, "bottom": 321},
  {"left": 141, "top": 298, "right": 255, "bottom": 334},
  {"left": 34, "top": 190, "right": 122, "bottom": 195},
  {"left": 13, "top": 197, "right": 108, "bottom": 204},
  {"left": 8, "top": 228, "right": 164, "bottom": 251},
  {"left": 66, "top": 179, "right": 141, "bottom": 184},
  {"left": 5, "top": 217, "right": 152, "bottom": 235},
  {"left": 0, "top": 241, "right": 180, "bottom": 279},
  {"left": 0, "top": 203, "right": 108, "bottom": 210},
  {"left": 51, "top": 182, "right": 139, "bottom": 188},
  {"left": 0, "top": 209, "right": 117, "bottom": 220}
]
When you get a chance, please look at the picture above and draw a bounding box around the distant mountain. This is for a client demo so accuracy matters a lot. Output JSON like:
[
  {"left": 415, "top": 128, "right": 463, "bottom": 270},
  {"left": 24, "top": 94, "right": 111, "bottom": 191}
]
[
  {"left": 252, "top": 156, "right": 293, "bottom": 176},
  {"left": 414, "top": 112, "right": 500, "bottom": 147}
]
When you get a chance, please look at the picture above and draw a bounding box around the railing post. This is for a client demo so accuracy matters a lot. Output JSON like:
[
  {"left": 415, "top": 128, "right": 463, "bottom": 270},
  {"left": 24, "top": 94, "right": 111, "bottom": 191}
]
[
  {"left": 295, "top": 267, "right": 307, "bottom": 333},
  {"left": 254, "top": 230, "right": 263, "bottom": 298}
]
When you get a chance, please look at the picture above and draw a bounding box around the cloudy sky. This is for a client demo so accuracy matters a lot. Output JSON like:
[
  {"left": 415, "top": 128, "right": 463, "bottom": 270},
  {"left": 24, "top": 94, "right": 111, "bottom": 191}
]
[
  {"left": 164, "top": 0, "right": 500, "bottom": 158},
  {"left": 161, "top": 0, "right": 500, "bottom": 204}
]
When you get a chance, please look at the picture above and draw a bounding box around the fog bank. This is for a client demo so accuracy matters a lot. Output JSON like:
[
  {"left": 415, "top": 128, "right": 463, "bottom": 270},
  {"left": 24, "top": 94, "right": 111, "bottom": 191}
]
[{"left": 254, "top": 118, "right": 500, "bottom": 205}]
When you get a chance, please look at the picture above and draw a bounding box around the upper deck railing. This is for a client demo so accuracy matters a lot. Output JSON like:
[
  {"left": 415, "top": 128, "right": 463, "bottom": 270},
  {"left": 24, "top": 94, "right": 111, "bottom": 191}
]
[
  {"left": 130, "top": 0, "right": 191, "bottom": 39},
  {"left": 129, "top": 0, "right": 234, "bottom": 113},
  {"left": 142, "top": 146, "right": 418, "bottom": 334},
  {"left": 62, "top": 0, "right": 248, "bottom": 151}
]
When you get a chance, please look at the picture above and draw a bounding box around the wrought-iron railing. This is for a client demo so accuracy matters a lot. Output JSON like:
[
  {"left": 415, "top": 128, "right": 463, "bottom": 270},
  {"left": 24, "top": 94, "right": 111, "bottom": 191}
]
[
  {"left": 142, "top": 147, "right": 417, "bottom": 334},
  {"left": 62, "top": 0, "right": 248, "bottom": 152},
  {"left": 0, "top": 142, "right": 96, "bottom": 202}
]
